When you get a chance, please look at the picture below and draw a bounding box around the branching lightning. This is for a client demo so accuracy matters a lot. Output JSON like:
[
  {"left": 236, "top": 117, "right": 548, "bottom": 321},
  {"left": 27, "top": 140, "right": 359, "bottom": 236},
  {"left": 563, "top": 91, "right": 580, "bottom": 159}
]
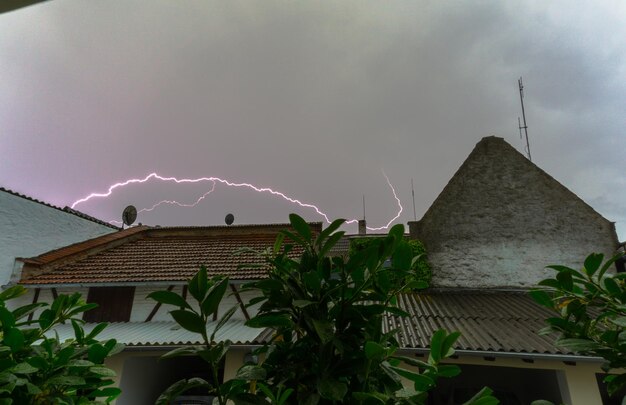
[{"left": 72, "top": 172, "right": 403, "bottom": 230}]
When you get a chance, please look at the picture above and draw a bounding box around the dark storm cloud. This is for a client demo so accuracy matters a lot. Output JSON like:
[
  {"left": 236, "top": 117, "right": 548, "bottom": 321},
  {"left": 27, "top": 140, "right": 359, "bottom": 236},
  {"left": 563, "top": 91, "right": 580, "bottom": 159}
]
[{"left": 1, "top": 1, "right": 624, "bottom": 237}]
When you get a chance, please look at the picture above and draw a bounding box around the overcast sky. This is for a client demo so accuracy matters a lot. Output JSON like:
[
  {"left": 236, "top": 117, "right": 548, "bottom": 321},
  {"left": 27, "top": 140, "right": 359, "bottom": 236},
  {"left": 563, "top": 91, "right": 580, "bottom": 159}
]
[{"left": 1, "top": 1, "right": 624, "bottom": 239}]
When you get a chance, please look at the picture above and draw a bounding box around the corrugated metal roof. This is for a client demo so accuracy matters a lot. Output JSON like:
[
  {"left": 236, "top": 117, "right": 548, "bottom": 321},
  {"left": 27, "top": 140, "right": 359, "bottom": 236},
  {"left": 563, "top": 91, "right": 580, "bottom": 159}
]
[
  {"left": 47, "top": 320, "right": 269, "bottom": 346},
  {"left": 387, "top": 291, "right": 568, "bottom": 355},
  {"left": 45, "top": 291, "right": 570, "bottom": 356}
]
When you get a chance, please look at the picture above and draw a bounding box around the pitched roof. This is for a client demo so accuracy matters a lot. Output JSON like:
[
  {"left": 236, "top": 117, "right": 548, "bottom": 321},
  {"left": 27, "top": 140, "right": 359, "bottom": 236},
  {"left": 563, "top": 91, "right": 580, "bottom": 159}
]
[
  {"left": 0, "top": 187, "right": 119, "bottom": 229},
  {"left": 19, "top": 223, "right": 322, "bottom": 285},
  {"left": 387, "top": 290, "right": 574, "bottom": 356}
]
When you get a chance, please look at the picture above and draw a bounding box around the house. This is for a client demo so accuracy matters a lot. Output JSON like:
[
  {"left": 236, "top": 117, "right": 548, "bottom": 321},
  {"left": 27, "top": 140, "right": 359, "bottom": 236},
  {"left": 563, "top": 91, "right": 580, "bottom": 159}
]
[
  {"left": 10, "top": 223, "right": 317, "bottom": 404},
  {"left": 6, "top": 136, "right": 622, "bottom": 404},
  {"left": 0, "top": 187, "right": 118, "bottom": 286}
]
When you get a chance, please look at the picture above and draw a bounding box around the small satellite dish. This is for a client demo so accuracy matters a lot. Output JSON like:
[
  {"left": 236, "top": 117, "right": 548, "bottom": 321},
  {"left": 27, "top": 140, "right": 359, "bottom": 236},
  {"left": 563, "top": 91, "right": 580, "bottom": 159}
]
[
  {"left": 122, "top": 205, "right": 137, "bottom": 227},
  {"left": 225, "top": 213, "right": 234, "bottom": 226}
]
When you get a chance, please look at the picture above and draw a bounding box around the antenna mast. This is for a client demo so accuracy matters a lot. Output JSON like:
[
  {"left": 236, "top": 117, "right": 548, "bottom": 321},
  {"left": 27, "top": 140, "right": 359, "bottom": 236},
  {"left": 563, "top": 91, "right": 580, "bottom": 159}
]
[
  {"left": 411, "top": 179, "right": 417, "bottom": 221},
  {"left": 362, "top": 195, "right": 366, "bottom": 220},
  {"left": 518, "top": 77, "right": 532, "bottom": 161}
]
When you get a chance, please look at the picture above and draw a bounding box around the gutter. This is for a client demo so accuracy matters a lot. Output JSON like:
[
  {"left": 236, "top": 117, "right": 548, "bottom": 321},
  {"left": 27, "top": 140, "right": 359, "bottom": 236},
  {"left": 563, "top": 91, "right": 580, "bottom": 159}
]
[
  {"left": 397, "top": 348, "right": 604, "bottom": 363},
  {"left": 18, "top": 279, "right": 255, "bottom": 289}
]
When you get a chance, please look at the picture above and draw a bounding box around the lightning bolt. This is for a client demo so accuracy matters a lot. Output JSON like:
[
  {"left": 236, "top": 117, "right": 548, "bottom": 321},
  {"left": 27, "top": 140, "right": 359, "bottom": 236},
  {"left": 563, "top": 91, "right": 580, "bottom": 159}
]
[{"left": 72, "top": 172, "right": 403, "bottom": 230}]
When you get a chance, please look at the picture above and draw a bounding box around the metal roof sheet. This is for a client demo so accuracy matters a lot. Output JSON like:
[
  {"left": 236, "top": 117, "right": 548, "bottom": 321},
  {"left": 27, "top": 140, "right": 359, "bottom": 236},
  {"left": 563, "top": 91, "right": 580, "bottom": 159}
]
[
  {"left": 386, "top": 291, "right": 569, "bottom": 355},
  {"left": 46, "top": 320, "right": 269, "bottom": 346}
]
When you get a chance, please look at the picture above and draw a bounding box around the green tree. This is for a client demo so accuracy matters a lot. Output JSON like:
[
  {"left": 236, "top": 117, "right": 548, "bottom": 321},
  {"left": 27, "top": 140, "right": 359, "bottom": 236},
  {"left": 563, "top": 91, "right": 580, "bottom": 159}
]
[
  {"left": 148, "top": 271, "right": 245, "bottom": 405},
  {"left": 349, "top": 237, "right": 432, "bottom": 288},
  {"left": 0, "top": 285, "right": 123, "bottom": 404},
  {"left": 531, "top": 253, "right": 626, "bottom": 397},
  {"left": 241, "top": 214, "right": 495, "bottom": 404},
  {"left": 151, "top": 214, "right": 497, "bottom": 404}
]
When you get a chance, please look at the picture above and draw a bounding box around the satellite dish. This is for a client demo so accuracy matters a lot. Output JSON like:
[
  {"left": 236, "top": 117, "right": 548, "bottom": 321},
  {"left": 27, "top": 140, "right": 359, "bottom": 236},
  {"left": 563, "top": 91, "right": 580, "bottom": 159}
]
[
  {"left": 225, "top": 213, "right": 234, "bottom": 226},
  {"left": 122, "top": 205, "right": 137, "bottom": 227}
]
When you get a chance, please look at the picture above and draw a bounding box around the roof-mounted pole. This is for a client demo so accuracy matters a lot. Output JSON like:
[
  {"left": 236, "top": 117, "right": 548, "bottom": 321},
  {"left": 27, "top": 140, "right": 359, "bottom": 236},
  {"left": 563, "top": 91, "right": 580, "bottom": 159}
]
[{"left": 518, "top": 77, "right": 532, "bottom": 161}]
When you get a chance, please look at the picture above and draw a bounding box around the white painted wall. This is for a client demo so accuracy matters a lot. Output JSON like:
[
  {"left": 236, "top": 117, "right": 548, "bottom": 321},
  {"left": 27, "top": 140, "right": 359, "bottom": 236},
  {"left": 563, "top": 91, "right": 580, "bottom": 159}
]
[
  {"left": 130, "top": 285, "right": 261, "bottom": 322},
  {"left": 0, "top": 190, "right": 115, "bottom": 286}
]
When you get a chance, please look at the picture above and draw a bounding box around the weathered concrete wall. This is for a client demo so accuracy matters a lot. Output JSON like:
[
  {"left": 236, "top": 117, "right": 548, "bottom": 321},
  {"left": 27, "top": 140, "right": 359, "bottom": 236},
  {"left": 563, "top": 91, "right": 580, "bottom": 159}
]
[
  {"left": 417, "top": 136, "right": 618, "bottom": 288},
  {"left": 0, "top": 190, "right": 115, "bottom": 286}
]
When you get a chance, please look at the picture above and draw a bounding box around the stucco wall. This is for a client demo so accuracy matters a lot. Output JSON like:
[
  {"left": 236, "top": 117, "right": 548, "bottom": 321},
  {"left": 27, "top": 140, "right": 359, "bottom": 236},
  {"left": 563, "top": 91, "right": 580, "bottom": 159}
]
[
  {"left": 0, "top": 190, "right": 115, "bottom": 286},
  {"left": 417, "top": 137, "right": 618, "bottom": 288}
]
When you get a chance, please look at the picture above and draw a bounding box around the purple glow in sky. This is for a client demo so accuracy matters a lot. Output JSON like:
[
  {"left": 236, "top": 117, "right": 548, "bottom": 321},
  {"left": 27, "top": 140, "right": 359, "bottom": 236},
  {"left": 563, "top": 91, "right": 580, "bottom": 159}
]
[{"left": 1, "top": 1, "right": 625, "bottom": 238}]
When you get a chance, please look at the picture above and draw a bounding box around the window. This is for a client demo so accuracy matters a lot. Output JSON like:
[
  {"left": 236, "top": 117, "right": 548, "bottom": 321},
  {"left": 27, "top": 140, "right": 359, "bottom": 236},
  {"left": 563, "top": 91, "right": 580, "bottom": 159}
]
[{"left": 83, "top": 287, "right": 135, "bottom": 322}]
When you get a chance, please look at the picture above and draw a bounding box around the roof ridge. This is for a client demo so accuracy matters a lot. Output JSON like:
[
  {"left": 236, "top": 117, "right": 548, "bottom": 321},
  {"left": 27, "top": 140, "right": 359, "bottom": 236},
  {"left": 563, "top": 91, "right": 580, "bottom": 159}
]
[{"left": 0, "top": 186, "right": 119, "bottom": 229}]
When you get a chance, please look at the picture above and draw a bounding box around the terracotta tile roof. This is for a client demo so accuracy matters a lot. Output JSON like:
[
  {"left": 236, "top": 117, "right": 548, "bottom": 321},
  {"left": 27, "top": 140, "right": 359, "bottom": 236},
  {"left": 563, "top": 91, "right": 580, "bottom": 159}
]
[
  {"left": 19, "top": 223, "right": 321, "bottom": 285},
  {"left": 0, "top": 187, "right": 119, "bottom": 229},
  {"left": 386, "top": 290, "right": 577, "bottom": 356}
]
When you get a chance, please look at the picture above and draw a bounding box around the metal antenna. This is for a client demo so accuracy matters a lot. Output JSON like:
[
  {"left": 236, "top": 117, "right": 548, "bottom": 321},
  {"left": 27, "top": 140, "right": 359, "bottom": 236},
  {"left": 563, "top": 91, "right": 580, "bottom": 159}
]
[
  {"left": 411, "top": 179, "right": 417, "bottom": 221},
  {"left": 362, "top": 195, "right": 366, "bottom": 220},
  {"left": 518, "top": 77, "right": 532, "bottom": 161}
]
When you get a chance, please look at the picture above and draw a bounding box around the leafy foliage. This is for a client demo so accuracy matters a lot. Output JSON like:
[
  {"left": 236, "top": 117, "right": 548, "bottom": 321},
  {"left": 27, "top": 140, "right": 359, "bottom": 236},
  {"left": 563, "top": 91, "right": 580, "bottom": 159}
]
[
  {"left": 148, "top": 269, "right": 242, "bottom": 405},
  {"left": 349, "top": 237, "right": 432, "bottom": 288},
  {"left": 241, "top": 214, "right": 494, "bottom": 404},
  {"left": 153, "top": 214, "right": 497, "bottom": 404},
  {"left": 0, "top": 285, "right": 123, "bottom": 404},
  {"left": 530, "top": 253, "right": 626, "bottom": 396}
]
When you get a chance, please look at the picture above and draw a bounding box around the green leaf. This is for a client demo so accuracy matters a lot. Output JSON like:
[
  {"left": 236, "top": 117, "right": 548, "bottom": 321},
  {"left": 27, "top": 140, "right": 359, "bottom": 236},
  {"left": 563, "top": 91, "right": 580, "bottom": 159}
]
[
  {"left": 317, "top": 378, "right": 347, "bottom": 401},
  {"left": 364, "top": 341, "right": 386, "bottom": 360},
  {"left": 273, "top": 233, "right": 285, "bottom": 255},
  {"left": 47, "top": 375, "right": 86, "bottom": 386},
  {"left": 188, "top": 266, "right": 208, "bottom": 301},
  {"left": 429, "top": 329, "right": 446, "bottom": 363},
  {"left": 530, "top": 401, "right": 555, "bottom": 405},
  {"left": 68, "top": 359, "right": 95, "bottom": 367},
  {"left": 25, "top": 382, "right": 41, "bottom": 395},
  {"left": 170, "top": 310, "right": 206, "bottom": 335},
  {"left": 155, "top": 378, "right": 210, "bottom": 405},
  {"left": 289, "top": 213, "right": 312, "bottom": 242},
  {"left": 604, "top": 277, "right": 622, "bottom": 297},
  {"left": 89, "top": 366, "right": 116, "bottom": 377},
  {"left": 3, "top": 328, "right": 24, "bottom": 352},
  {"left": 556, "top": 338, "right": 601, "bottom": 351},
  {"left": 201, "top": 277, "right": 229, "bottom": 316},
  {"left": 0, "top": 286, "right": 26, "bottom": 302},
  {"left": 461, "top": 387, "right": 497, "bottom": 405},
  {"left": 556, "top": 271, "right": 573, "bottom": 291},
  {"left": 293, "top": 300, "right": 315, "bottom": 308},
  {"left": 246, "top": 313, "right": 293, "bottom": 329},
  {"left": 583, "top": 253, "right": 604, "bottom": 277},
  {"left": 317, "top": 218, "right": 345, "bottom": 246},
  {"left": 88, "top": 344, "right": 110, "bottom": 364},
  {"left": 312, "top": 319, "right": 334, "bottom": 343},
  {"left": 0, "top": 307, "right": 15, "bottom": 330},
  {"left": 437, "top": 364, "right": 461, "bottom": 378},
  {"left": 611, "top": 317, "right": 626, "bottom": 327},
  {"left": 148, "top": 291, "right": 191, "bottom": 309},
  {"left": 11, "top": 363, "right": 38, "bottom": 374},
  {"left": 389, "top": 365, "right": 434, "bottom": 391},
  {"left": 11, "top": 302, "right": 46, "bottom": 321},
  {"left": 441, "top": 331, "right": 461, "bottom": 358},
  {"left": 211, "top": 305, "right": 238, "bottom": 341},
  {"left": 236, "top": 365, "right": 267, "bottom": 380},
  {"left": 320, "top": 231, "right": 345, "bottom": 257},
  {"left": 392, "top": 241, "right": 413, "bottom": 270},
  {"left": 529, "top": 290, "right": 554, "bottom": 308},
  {"left": 85, "top": 322, "right": 109, "bottom": 340}
]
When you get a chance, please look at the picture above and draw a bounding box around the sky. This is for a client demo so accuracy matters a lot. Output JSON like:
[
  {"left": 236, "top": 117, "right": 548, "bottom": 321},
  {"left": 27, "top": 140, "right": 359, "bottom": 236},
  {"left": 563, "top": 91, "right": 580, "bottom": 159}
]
[{"left": 0, "top": 1, "right": 625, "bottom": 239}]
